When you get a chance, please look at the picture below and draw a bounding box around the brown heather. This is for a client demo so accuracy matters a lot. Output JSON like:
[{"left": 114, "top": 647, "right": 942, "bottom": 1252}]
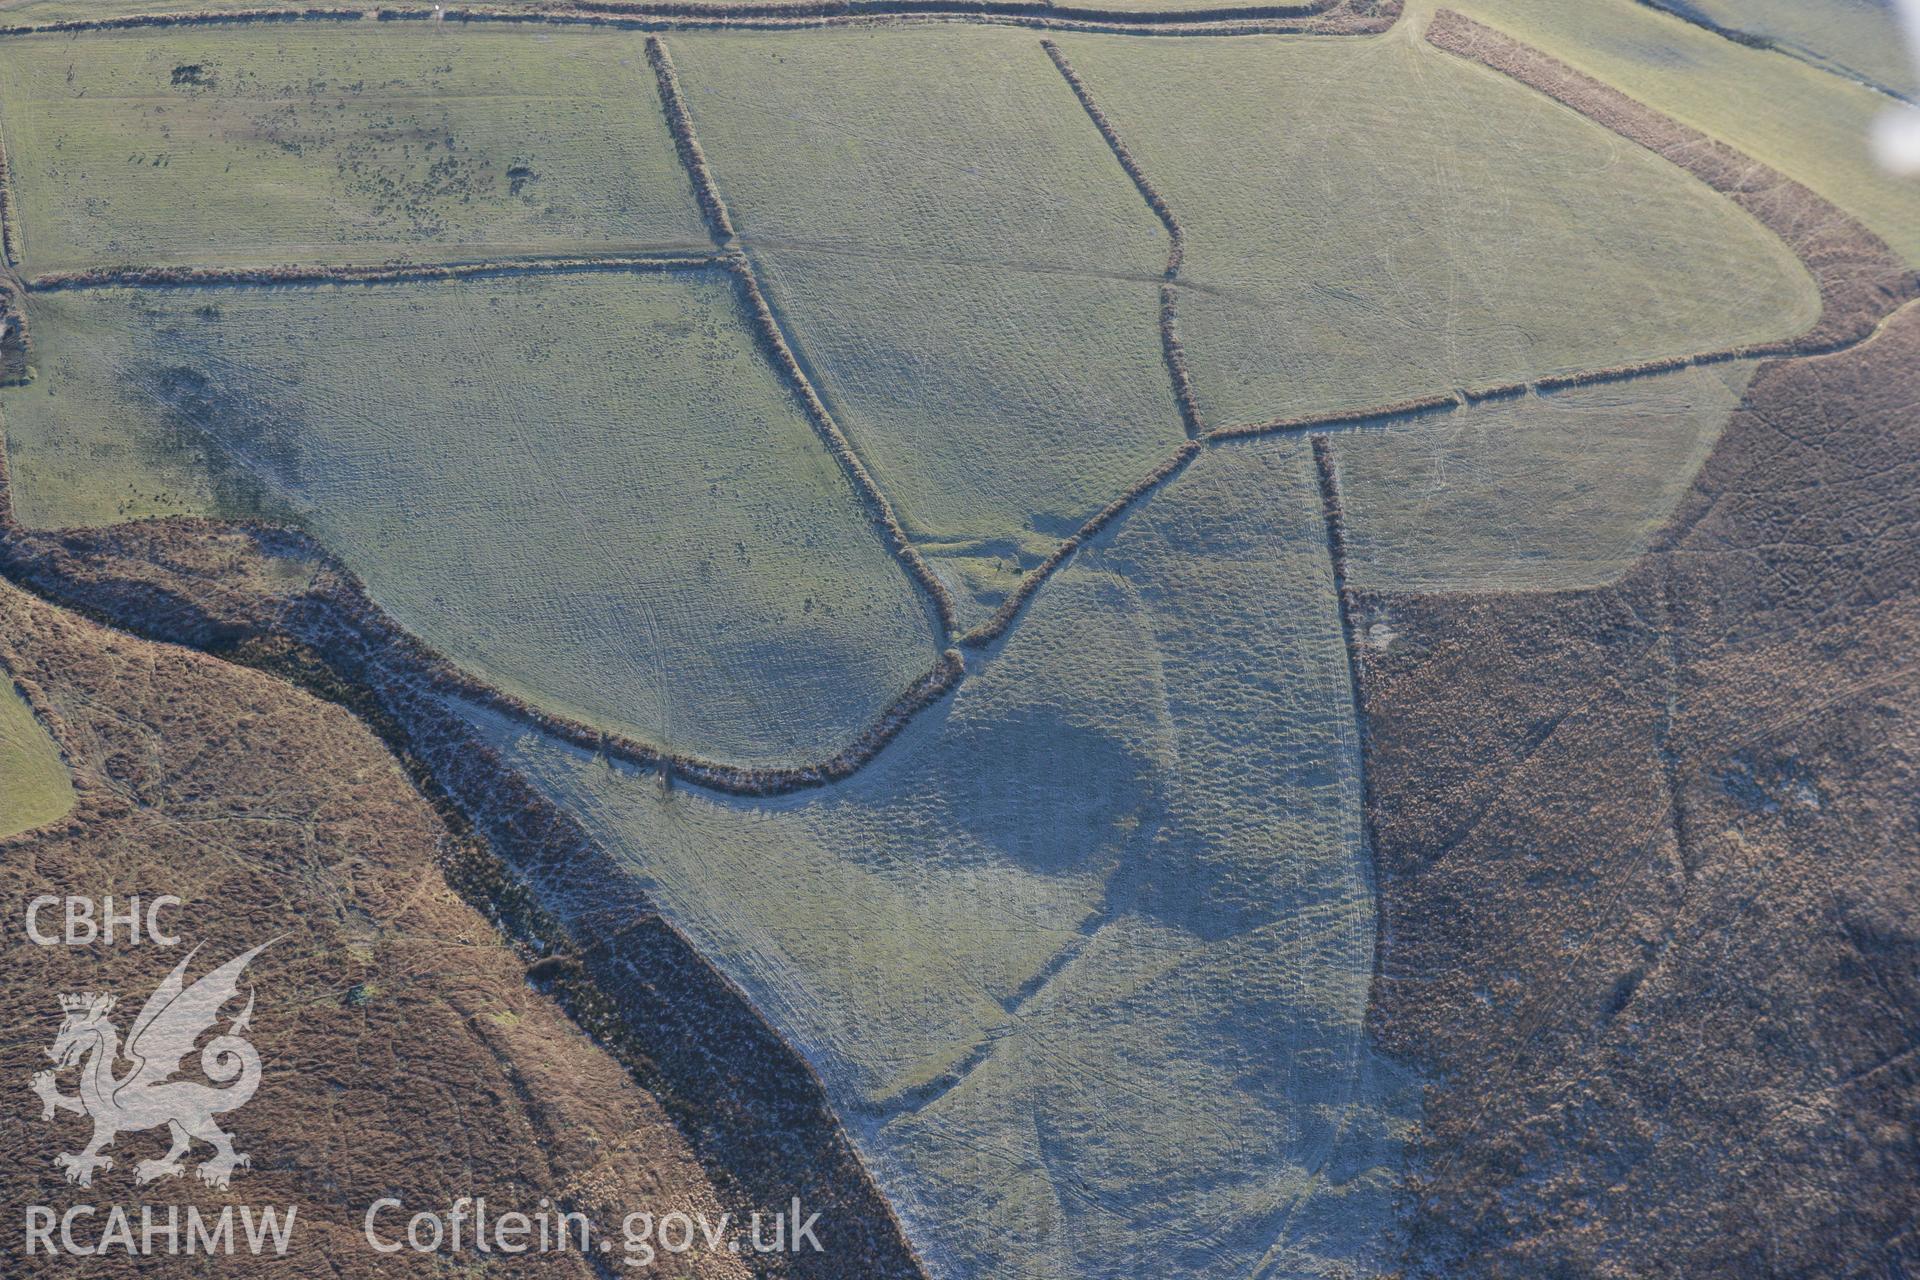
[
  {"left": 1354, "top": 298, "right": 1920, "bottom": 1280},
  {"left": 0, "top": 460, "right": 930, "bottom": 1278}
]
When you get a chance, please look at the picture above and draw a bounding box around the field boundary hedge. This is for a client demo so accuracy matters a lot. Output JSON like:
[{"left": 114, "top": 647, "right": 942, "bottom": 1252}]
[
  {"left": 723, "top": 253, "right": 962, "bottom": 638},
  {"left": 0, "top": 127, "right": 20, "bottom": 272},
  {"left": 0, "top": 443, "right": 960, "bottom": 790},
  {"left": 0, "top": 462, "right": 963, "bottom": 795},
  {"left": 639, "top": 33, "right": 961, "bottom": 637},
  {"left": 958, "top": 439, "right": 1198, "bottom": 647},
  {"left": 1631, "top": 0, "right": 1916, "bottom": 102},
  {"left": 645, "top": 36, "right": 737, "bottom": 244},
  {"left": 20, "top": 3, "right": 1906, "bottom": 801},
  {"left": 1041, "top": 39, "right": 1205, "bottom": 441},
  {"left": 1309, "top": 430, "right": 1363, "bottom": 707},
  {"left": 921, "top": 39, "right": 1208, "bottom": 654},
  {"left": 0, "top": 0, "right": 1401, "bottom": 39},
  {"left": 25, "top": 253, "right": 723, "bottom": 292},
  {"left": 1427, "top": 10, "right": 1916, "bottom": 353}
]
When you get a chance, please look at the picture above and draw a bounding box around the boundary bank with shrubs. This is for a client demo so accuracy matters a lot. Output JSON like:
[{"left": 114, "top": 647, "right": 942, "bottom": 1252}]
[
  {"left": 1040, "top": 40, "right": 1205, "bottom": 440},
  {"left": 0, "top": 0, "right": 1400, "bottom": 39},
  {"left": 27, "top": 253, "right": 722, "bottom": 292},
  {"left": 640, "top": 32, "right": 962, "bottom": 638}
]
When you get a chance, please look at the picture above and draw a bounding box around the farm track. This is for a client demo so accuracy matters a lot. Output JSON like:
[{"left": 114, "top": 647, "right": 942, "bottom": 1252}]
[{"left": 0, "top": 0, "right": 1400, "bottom": 38}]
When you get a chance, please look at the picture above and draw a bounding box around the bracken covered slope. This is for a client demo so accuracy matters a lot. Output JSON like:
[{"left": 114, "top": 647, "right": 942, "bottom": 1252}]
[
  {"left": 0, "top": 512, "right": 930, "bottom": 1278},
  {"left": 1352, "top": 302, "right": 1920, "bottom": 1278},
  {"left": 0, "top": 580, "right": 751, "bottom": 1277}
]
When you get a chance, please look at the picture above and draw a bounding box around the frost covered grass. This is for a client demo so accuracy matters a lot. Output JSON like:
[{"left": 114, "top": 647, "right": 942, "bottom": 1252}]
[
  {"left": 1331, "top": 360, "right": 1759, "bottom": 591},
  {"left": 474, "top": 444, "right": 1415, "bottom": 1280},
  {"left": 673, "top": 28, "right": 1186, "bottom": 623},
  {"left": 0, "top": 24, "right": 708, "bottom": 273},
  {"left": 1058, "top": 28, "right": 1821, "bottom": 428},
  {"left": 1, "top": 272, "right": 940, "bottom": 766}
]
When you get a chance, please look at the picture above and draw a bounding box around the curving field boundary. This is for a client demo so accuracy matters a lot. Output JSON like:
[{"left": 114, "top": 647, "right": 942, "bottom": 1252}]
[
  {"left": 0, "top": 487, "right": 965, "bottom": 794},
  {"left": 1427, "top": 10, "right": 1914, "bottom": 353},
  {"left": 0, "top": 469, "right": 929, "bottom": 1280},
  {"left": 0, "top": 0, "right": 1401, "bottom": 39},
  {"left": 1206, "top": 11, "right": 1920, "bottom": 447},
  {"left": 5, "top": 12, "right": 1916, "bottom": 797}
]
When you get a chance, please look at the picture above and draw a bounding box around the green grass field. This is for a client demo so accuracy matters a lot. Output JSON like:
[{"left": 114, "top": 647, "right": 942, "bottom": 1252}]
[
  {"left": 673, "top": 28, "right": 1186, "bottom": 619},
  {"left": 1059, "top": 28, "right": 1820, "bottom": 429},
  {"left": 1655, "top": 0, "right": 1915, "bottom": 96},
  {"left": 2, "top": 273, "right": 940, "bottom": 765},
  {"left": 1418, "top": 0, "right": 1920, "bottom": 266},
  {"left": 0, "top": 25, "right": 709, "bottom": 272},
  {"left": 0, "top": 0, "right": 335, "bottom": 24},
  {"left": 476, "top": 442, "right": 1413, "bottom": 1280},
  {"left": 1332, "top": 360, "right": 1758, "bottom": 591},
  {"left": 0, "top": 658, "right": 75, "bottom": 839},
  {"left": 750, "top": 251, "right": 1184, "bottom": 626},
  {"left": 0, "top": 11, "right": 1876, "bottom": 1277}
]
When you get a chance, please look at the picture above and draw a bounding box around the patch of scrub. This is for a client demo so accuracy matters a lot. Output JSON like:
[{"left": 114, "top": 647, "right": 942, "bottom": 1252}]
[
  {"left": 1, "top": 273, "right": 939, "bottom": 766},
  {"left": 673, "top": 27, "right": 1186, "bottom": 615},
  {"left": 475, "top": 443, "right": 1416, "bottom": 1280},
  {"left": 0, "top": 662, "right": 75, "bottom": 839},
  {"left": 1332, "top": 360, "right": 1758, "bottom": 591},
  {"left": 1058, "top": 30, "right": 1821, "bottom": 429},
  {"left": 0, "top": 25, "right": 710, "bottom": 273}
]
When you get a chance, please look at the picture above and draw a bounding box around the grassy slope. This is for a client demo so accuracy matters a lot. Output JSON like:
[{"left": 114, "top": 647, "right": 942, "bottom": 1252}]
[
  {"left": 477, "top": 443, "right": 1413, "bottom": 1280},
  {"left": 1060, "top": 29, "right": 1820, "bottom": 429},
  {"left": 0, "top": 1, "right": 826, "bottom": 21},
  {"left": 2, "top": 274, "right": 939, "bottom": 766},
  {"left": 1332, "top": 360, "right": 1758, "bottom": 591},
  {"left": 672, "top": 27, "right": 1185, "bottom": 625},
  {"left": 1416, "top": 0, "right": 1920, "bottom": 265},
  {"left": 0, "top": 665, "right": 73, "bottom": 837},
  {"left": 1651, "top": 0, "right": 1915, "bottom": 97},
  {"left": 0, "top": 0, "right": 341, "bottom": 22},
  {"left": 0, "top": 25, "right": 709, "bottom": 272}
]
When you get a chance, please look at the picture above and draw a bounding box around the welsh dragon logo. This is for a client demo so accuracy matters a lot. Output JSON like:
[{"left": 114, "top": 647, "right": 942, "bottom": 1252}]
[{"left": 29, "top": 942, "right": 272, "bottom": 1189}]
